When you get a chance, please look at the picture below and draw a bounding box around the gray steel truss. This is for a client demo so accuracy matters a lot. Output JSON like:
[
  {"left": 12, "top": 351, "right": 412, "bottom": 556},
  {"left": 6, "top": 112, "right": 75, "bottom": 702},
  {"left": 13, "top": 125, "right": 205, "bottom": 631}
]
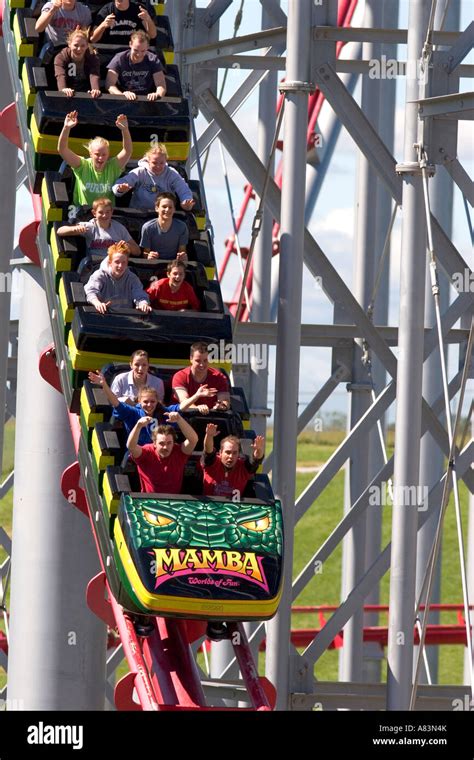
[{"left": 182, "top": 0, "right": 474, "bottom": 709}]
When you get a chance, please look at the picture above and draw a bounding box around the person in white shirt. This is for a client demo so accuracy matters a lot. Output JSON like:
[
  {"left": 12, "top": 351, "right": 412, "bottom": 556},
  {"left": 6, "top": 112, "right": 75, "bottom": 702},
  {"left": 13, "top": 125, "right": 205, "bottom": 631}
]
[
  {"left": 110, "top": 349, "right": 165, "bottom": 404},
  {"left": 35, "top": 0, "right": 92, "bottom": 46},
  {"left": 57, "top": 197, "right": 141, "bottom": 257}
]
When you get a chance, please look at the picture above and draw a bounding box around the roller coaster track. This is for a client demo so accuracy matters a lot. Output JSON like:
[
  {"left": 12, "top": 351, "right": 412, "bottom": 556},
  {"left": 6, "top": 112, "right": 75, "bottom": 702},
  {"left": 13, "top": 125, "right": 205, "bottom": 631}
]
[{"left": 1, "top": 0, "right": 275, "bottom": 711}]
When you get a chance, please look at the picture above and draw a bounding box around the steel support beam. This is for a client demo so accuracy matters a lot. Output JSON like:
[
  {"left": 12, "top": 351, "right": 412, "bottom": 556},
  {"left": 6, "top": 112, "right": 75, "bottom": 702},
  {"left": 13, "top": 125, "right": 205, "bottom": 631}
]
[
  {"left": 415, "top": 0, "right": 458, "bottom": 688},
  {"left": 363, "top": 0, "right": 398, "bottom": 683},
  {"left": 265, "top": 0, "right": 311, "bottom": 710},
  {"left": 292, "top": 369, "right": 464, "bottom": 603},
  {"left": 445, "top": 20, "right": 474, "bottom": 72},
  {"left": 7, "top": 265, "right": 107, "bottom": 710},
  {"left": 234, "top": 321, "right": 469, "bottom": 347},
  {"left": 386, "top": 0, "right": 431, "bottom": 711},
  {"left": 292, "top": 681, "right": 473, "bottom": 711},
  {"left": 464, "top": 332, "right": 474, "bottom": 684},
  {"left": 444, "top": 158, "right": 474, "bottom": 206},
  {"left": 300, "top": 442, "right": 474, "bottom": 667},
  {"left": 183, "top": 24, "right": 468, "bottom": 62},
  {"left": 417, "top": 91, "right": 474, "bottom": 119},
  {"left": 312, "top": 61, "right": 473, "bottom": 286},
  {"left": 340, "top": 0, "right": 383, "bottom": 684},
  {"left": 202, "top": 0, "right": 233, "bottom": 28},
  {"left": 190, "top": 44, "right": 286, "bottom": 168},
  {"left": 259, "top": 0, "right": 286, "bottom": 27},
  {"left": 198, "top": 86, "right": 471, "bottom": 476},
  {"left": 250, "top": 2, "right": 278, "bottom": 437}
]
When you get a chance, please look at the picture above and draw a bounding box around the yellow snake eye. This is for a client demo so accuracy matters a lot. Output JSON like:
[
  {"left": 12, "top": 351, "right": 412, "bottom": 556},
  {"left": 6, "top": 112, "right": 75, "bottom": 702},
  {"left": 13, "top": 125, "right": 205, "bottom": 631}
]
[
  {"left": 143, "top": 510, "right": 174, "bottom": 527},
  {"left": 240, "top": 516, "right": 270, "bottom": 532}
]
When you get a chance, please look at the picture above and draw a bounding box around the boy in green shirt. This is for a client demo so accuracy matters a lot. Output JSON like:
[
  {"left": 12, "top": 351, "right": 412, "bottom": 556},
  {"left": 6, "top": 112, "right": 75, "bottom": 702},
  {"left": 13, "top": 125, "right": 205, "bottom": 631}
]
[{"left": 58, "top": 110, "right": 132, "bottom": 206}]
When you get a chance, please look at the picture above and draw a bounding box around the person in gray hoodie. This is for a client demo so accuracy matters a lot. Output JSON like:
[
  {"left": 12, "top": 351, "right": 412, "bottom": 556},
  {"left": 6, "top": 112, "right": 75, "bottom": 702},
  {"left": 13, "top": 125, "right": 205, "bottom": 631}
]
[
  {"left": 84, "top": 241, "right": 152, "bottom": 314},
  {"left": 112, "top": 143, "right": 195, "bottom": 211}
]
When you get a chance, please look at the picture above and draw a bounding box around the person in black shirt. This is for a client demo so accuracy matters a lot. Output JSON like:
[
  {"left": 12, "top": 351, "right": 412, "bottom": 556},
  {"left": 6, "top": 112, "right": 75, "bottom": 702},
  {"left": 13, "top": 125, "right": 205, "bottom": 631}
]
[
  {"left": 106, "top": 30, "right": 166, "bottom": 100},
  {"left": 90, "top": 0, "right": 157, "bottom": 44}
]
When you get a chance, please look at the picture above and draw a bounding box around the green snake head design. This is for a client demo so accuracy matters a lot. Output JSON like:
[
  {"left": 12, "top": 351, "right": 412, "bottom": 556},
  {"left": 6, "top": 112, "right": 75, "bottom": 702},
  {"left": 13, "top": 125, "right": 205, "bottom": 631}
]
[{"left": 119, "top": 494, "right": 283, "bottom": 603}]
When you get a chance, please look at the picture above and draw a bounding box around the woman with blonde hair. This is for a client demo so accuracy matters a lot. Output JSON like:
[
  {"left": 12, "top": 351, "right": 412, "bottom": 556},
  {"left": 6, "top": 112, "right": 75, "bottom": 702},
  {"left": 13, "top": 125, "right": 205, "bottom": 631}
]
[
  {"left": 54, "top": 28, "right": 101, "bottom": 98},
  {"left": 58, "top": 111, "right": 132, "bottom": 207},
  {"left": 113, "top": 142, "right": 195, "bottom": 210}
]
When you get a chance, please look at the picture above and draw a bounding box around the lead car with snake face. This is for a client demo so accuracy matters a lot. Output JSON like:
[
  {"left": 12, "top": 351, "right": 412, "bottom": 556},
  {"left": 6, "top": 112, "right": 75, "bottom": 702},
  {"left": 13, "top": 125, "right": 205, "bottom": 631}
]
[{"left": 114, "top": 493, "right": 284, "bottom": 620}]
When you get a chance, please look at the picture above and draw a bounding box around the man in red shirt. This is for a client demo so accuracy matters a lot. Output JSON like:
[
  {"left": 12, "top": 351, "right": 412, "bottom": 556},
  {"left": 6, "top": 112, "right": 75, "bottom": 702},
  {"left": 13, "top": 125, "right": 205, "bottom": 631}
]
[
  {"left": 127, "top": 411, "right": 198, "bottom": 493},
  {"left": 171, "top": 342, "right": 230, "bottom": 414},
  {"left": 202, "top": 423, "right": 265, "bottom": 499},
  {"left": 146, "top": 260, "right": 201, "bottom": 311}
]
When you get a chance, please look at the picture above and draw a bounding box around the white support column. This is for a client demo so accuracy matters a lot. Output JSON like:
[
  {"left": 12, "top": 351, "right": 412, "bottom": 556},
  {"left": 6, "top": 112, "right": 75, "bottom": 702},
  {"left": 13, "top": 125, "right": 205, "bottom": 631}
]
[{"left": 7, "top": 265, "right": 107, "bottom": 710}]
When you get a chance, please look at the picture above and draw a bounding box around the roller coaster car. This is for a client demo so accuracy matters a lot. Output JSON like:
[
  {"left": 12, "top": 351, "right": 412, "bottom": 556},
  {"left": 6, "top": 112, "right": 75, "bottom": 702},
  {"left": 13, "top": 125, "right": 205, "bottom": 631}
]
[
  {"left": 112, "top": 171, "right": 206, "bottom": 229},
  {"left": 58, "top": 256, "right": 217, "bottom": 322},
  {"left": 12, "top": 8, "right": 38, "bottom": 59},
  {"left": 31, "top": 87, "right": 190, "bottom": 170},
  {"left": 113, "top": 490, "right": 283, "bottom": 620},
  {"left": 99, "top": 365, "right": 251, "bottom": 421},
  {"left": 50, "top": 225, "right": 215, "bottom": 281},
  {"left": 81, "top": 368, "right": 247, "bottom": 427},
  {"left": 67, "top": 301, "right": 232, "bottom": 370},
  {"left": 88, "top": 408, "right": 245, "bottom": 483},
  {"left": 14, "top": 6, "right": 172, "bottom": 61},
  {"left": 46, "top": 167, "right": 205, "bottom": 222},
  {"left": 43, "top": 178, "right": 210, "bottom": 266}
]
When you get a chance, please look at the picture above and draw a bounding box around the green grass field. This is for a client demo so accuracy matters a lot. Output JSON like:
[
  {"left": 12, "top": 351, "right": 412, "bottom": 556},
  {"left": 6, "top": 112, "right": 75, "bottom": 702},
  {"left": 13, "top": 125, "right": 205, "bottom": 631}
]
[{"left": 0, "top": 422, "right": 470, "bottom": 693}]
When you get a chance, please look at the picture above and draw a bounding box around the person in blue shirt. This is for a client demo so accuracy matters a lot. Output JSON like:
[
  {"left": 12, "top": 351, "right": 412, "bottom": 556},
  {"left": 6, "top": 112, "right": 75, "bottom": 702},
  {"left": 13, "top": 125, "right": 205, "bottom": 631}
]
[
  {"left": 139, "top": 192, "right": 188, "bottom": 261},
  {"left": 88, "top": 370, "right": 215, "bottom": 443}
]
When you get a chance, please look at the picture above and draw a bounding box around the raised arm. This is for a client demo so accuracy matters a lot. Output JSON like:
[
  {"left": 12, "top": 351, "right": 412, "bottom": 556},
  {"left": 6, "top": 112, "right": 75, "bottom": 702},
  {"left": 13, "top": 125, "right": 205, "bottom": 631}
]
[
  {"left": 35, "top": 0, "right": 61, "bottom": 33},
  {"left": 57, "top": 111, "right": 82, "bottom": 169},
  {"left": 115, "top": 114, "right": 133, "bottom": 168},
  {"left": 87, "top": 371, "right": 120, "bottom": 408},
  {"left": 138, "top": 6, "right": 157, "bottom": 40},
  {"left": 251, "top": 435, "right": 265, "bottom": 462},
  {"left": 127, "top": 417, "right": 152, "bottom": 458},
  {"left": 203, "top": 423, "right": 218, "bottom": 454},
  {"left": 166, "top": 412, "right": 198, "bottom": 455},
  {"left": 90, "top": 13, "right": 116, "bottom": 43}
]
